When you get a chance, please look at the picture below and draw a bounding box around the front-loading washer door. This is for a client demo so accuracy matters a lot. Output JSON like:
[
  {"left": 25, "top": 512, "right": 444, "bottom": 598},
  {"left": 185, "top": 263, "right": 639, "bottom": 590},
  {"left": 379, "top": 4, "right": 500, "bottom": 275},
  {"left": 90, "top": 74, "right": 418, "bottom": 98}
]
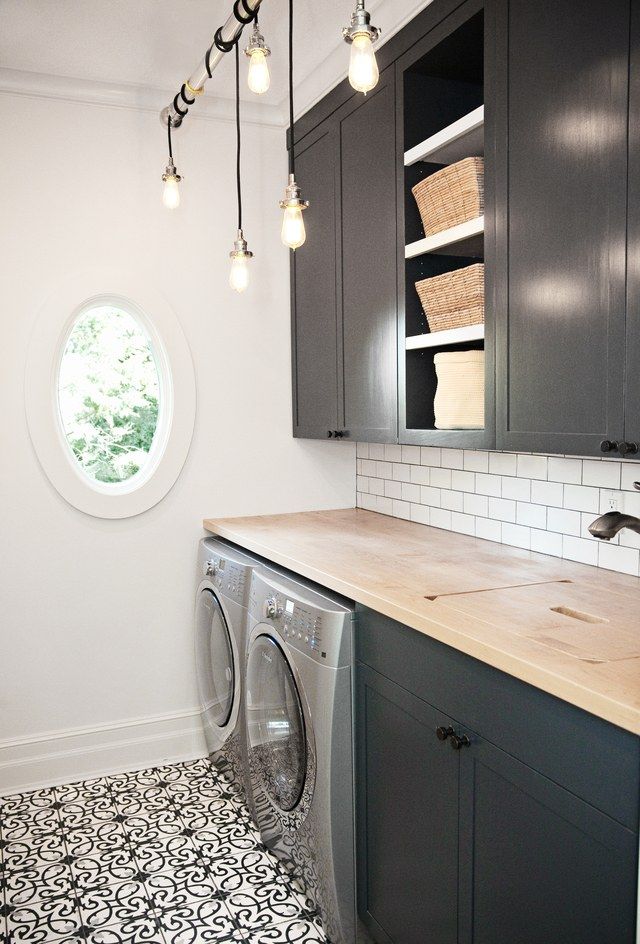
[
  {"left": 195, "top": 587, "right": 235, "bottom": 729},
  {"left": 246, "top": 633, "right": 307, "bottom": 812}
]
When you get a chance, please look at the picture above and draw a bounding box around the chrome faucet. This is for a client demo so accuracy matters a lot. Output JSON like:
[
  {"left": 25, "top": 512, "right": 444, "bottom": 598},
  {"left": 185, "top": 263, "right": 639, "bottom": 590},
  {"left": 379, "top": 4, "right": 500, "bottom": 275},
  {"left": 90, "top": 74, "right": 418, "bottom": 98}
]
[{"left": 588, "top": 482, "right": 640, "bottom": 541}]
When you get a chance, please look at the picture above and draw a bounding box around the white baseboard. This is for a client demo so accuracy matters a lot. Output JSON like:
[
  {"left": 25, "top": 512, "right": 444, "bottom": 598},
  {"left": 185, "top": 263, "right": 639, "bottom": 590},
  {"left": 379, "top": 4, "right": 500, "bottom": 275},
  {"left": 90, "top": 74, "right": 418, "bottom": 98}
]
[{"left": 0, "top": 709, "right": 207, "bottom": 796}]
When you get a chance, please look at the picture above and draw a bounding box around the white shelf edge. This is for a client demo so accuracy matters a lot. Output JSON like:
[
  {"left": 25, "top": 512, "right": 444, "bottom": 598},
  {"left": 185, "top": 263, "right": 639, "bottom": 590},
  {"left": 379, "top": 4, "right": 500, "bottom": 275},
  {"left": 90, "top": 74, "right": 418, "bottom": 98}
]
[
  {"left": 404, "top": 106, "right": 484, "bottom": 167},
  {"left": 405, "top": 215, "right": 484, "bottom": 259},
  {"left": 406, "top": 323, "right": 485, "bottom": 350}
]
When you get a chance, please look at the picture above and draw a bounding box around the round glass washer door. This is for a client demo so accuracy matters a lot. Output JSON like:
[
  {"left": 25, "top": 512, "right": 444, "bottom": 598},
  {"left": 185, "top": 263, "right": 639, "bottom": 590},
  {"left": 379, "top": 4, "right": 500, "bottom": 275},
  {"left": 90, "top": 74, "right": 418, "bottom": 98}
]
[
  {"left": 246, "top": 633, "right": 307, "bottom": 812},
  {"left": 195, "top": 587, "right": 235, "bottom": 728}
]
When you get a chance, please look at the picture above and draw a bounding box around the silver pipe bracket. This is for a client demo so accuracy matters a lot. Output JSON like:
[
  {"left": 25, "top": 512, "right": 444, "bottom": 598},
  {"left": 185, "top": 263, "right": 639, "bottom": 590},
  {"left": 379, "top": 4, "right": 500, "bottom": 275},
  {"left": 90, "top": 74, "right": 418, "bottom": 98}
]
[{"left": 160, "top": 106, "right": 182, "bottom": 129}]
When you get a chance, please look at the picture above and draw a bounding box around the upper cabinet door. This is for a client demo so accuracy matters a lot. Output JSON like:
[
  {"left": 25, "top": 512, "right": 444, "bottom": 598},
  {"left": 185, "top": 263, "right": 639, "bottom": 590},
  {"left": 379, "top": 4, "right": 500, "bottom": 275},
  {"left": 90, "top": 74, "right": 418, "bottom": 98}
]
[
  {"left": 625, "top": 1, "right": 640, "bottom": 452},
  {"left": 338, "top": 72, "right": 399, "bottom": 443},
  {"left": 495, "top": 0, "right": 630, "bottom": 456},
  {"left": 291, "top": 124, "right": 340, "bottom": 439}
]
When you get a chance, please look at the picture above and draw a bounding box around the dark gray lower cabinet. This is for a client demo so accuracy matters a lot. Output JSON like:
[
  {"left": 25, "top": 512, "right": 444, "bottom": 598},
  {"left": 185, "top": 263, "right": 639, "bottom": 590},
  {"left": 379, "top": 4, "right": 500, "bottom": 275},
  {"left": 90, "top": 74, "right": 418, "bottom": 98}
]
[{"left": 356, "top": 608, "right": 639, "bottom": 944}]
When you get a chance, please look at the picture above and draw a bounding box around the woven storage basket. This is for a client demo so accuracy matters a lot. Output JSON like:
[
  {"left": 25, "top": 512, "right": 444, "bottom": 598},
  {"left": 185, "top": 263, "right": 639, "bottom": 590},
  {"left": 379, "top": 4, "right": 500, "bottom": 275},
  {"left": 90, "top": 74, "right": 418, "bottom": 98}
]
[
  {"left": 412, "top": 157, "right": 484, "bottom": 237},
  {"left": 433, "top": 349, "right": 484, "bottom": 429},
  {"left": 416, "top": 263, "right": 484, "bottom": 332}
]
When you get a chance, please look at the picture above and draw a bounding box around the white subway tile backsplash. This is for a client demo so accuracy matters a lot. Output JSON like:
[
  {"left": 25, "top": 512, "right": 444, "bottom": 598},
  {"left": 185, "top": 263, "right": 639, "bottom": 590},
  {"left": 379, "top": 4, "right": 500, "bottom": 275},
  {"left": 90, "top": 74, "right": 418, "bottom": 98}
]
[
  {"left": 430, "top": 467, "right": 453, "bottom": 489},
  {"left": 582, "top": 459, "right": 621, "bottom": 489},
  {"left": 563, "top": 484, "right": 600, "bottom": 513},
  {"left": 516, "top": 502, "right": 547, "bottom": 529},
  {"left": 517, "top": 454, "right": 548, "bottom": 480},
  {"left": 531, "top": 480, "right": 563, "bottom": 507},
  {"left": 489, "top": 452, "right": 517, "bottom": 476},
  {"left": 501, "top": 476, "right": 531, "bottom": 502},
  {"left": 464, "top": 450, "right": 489, "bottom": 473},
  {"left": 452, "top": 470, "right": 475, "bottom": 492},
  {"left": 547, "top": 456, "right": 582, "bottom": 484},
  {"left": 402, "top": 445, "right": 422, "bottom": 465},
  {"left": 356, "top": 445, "right": 640, "bottom": 577}
]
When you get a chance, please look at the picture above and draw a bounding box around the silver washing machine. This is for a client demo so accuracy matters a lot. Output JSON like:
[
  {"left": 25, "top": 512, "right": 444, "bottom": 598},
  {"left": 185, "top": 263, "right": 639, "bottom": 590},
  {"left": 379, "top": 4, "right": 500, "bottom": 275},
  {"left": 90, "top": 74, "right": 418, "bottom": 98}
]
[
  {"left": 194, "top": 537, "right": 265, "bottom": 803},
  {"left": 245, "top": 568, "right": 356, "bottom": 944}
]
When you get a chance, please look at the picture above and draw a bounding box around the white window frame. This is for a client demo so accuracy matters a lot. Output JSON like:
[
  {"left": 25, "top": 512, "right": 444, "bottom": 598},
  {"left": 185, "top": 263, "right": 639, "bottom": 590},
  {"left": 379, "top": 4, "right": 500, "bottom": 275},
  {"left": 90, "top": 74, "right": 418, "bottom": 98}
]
[{"left": 25, "top": 269, "right": 196, "bottom": 518}]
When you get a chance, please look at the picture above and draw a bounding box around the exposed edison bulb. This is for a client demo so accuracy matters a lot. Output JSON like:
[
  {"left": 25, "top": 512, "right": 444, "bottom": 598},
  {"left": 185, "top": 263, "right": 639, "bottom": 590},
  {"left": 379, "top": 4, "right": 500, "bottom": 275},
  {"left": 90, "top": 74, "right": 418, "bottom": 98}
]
[
  {"left": 348, "top": 32, "right": 379, "bottom": 93},
  {"left": 162, "top": 174, "right": 180, "bottom": 210},
  {"left": 247, "top": 48, "right": 271, "bottom": 94},
  {"left": 281, "top": 205, "right": 306, "bottom": 250},
  {"left": 229, "top": 254, "right": 250, "bottom": 293}
]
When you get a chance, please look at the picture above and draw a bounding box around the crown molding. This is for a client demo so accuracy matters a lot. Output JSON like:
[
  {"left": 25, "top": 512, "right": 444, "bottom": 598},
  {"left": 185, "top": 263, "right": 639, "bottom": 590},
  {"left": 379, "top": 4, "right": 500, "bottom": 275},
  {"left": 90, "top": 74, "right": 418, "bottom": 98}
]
[{"left": 0, "top": 68, "right": 288, "bottom": 128}]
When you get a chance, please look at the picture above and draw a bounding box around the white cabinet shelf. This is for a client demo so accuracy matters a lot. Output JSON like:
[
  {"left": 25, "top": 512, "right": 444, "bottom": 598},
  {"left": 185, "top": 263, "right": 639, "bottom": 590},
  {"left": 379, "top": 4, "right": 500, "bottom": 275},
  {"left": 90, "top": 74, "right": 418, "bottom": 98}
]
[
  {"left": 405, "top": 215, "right": 484, "bottom": 259},
  {"left": 406, "top": 323, "right": 485, "bottom": 350},
  {"left": 404, "top": 106, "right": 484, "bottom": 167}
]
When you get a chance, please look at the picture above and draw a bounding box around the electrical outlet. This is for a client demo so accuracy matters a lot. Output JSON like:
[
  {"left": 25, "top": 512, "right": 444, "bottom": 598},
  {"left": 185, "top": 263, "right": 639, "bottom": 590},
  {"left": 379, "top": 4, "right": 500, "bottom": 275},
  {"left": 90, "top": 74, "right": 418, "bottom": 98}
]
[{"left": 605, "top": 491, "right": 620, "bottom": 513}]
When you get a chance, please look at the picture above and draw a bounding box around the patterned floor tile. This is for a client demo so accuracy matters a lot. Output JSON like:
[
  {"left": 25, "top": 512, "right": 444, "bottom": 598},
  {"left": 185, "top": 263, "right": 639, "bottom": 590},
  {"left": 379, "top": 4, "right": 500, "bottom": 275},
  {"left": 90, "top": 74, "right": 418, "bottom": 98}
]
[{"left": 0, "top": 760, "right": 328, "bottom": 944}]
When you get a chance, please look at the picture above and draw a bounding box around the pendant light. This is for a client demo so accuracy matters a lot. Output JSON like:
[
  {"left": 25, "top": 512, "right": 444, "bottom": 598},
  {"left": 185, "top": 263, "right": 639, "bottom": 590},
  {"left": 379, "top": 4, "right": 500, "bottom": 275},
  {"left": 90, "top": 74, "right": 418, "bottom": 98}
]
[
  {"left": 343, "top": 0, "right": 381, "bottom": 94},
  {"left": 162, "top": 117, "right": 182, "bottom": 209},
  {"left": 229, "top": 43, "right": 253, "bottom": 292},
  {"left": 279, "top": 0, "right": 309, "bottom": 250},
  {"left": 244, "top": 16, "right": 271, "bottom": 95}
]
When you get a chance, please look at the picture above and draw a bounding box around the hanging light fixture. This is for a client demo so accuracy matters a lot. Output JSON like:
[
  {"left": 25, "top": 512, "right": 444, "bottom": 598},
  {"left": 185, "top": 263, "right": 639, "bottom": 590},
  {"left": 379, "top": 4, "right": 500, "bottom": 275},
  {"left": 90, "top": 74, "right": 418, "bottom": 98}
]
[
  {"left": 279, "top": 0, "right": 308, "bottom": 249},
  {"left": 162, "top": 117, "right": 182, "bottom": 209},
  {"left": 244, "top": 16, "right": 271, "bottom": 95},
  {"left": 343, "top": 0, "right": 381, "bottom": 94},
  {"left": 229, "top": 43, "right": 253, "bottom": 292}
]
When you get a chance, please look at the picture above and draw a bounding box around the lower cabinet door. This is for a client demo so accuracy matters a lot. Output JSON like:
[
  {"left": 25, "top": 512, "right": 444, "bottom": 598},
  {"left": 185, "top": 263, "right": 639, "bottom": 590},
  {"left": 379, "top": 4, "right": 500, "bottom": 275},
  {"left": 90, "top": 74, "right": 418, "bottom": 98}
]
[
  {"left": 356, "top": 664, "right": 460, "bottom": 944},
  {"left": 459, "top": 733, "right": 638, "bottom": 944}
]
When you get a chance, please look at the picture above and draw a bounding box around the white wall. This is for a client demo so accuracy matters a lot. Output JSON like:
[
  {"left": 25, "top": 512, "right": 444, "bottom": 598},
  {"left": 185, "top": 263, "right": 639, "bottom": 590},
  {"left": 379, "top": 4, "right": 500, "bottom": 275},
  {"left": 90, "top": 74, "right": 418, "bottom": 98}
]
[{"left": 0, "top": 91, "right": 355, "bottom": 792}]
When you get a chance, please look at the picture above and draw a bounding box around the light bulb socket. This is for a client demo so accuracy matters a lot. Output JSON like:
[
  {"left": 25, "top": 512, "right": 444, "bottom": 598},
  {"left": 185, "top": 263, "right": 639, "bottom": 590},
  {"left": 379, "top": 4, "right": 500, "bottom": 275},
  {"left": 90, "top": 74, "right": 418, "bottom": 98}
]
[
  {"left": 279, "top": 174, "right": 310, "bottom": 211},
  {"left": 342, "top": 1, "right": 380, "bottom": 44},
  {"left": 229, "top": 229, "right": 254, "bottom": 260},
  {"left": 162, "top": 158, "right": 182, "bottom": 183},
  {"left": 244, "top": 21, "right": 271, "bottom": 57}
]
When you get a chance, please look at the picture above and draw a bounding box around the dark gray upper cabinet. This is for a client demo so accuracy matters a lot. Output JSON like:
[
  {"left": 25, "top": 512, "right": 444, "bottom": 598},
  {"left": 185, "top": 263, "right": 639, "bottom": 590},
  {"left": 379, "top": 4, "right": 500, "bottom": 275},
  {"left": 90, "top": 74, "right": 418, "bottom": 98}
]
[
  {"left": 338, "top": 73, "right": 398, "bottom": 443},
  {"left": 625, "top": 2, "right": 640, "bottom": 451},
  {"left": 290, "top": 74, "right": 398, "bottom": 443},
  {"left": 291, "top": 124, "right": 340, "bottom": 439},
  {"left": 495, "top": 0, "right": 630, "bottom": 456}
]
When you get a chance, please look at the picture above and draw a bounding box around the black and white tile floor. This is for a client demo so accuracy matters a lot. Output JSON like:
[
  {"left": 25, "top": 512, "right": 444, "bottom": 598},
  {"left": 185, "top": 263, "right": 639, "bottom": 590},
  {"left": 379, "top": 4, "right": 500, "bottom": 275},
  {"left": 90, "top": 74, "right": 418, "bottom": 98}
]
[{"left": 0, "top": 759, "right": 327, "bottom": 943}]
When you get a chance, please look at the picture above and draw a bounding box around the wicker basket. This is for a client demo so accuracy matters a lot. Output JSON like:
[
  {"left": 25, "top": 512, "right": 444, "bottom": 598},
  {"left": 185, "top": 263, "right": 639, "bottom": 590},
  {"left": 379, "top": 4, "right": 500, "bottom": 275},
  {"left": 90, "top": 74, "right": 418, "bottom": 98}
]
[
  {"left": 412, "top": 157, "right": 484, "bottom": 237},
  {"left": 433, "top": 349, "right": 485, "bottom": 429},
  {"left": 416, "top": 263, "right": 484, "bottom": 333}
]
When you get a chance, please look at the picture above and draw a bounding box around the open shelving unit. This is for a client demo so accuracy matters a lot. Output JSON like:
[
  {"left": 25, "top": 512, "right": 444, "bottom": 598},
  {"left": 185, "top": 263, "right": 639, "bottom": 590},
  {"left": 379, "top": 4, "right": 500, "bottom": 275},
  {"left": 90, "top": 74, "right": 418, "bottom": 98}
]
[{"left": 399, "top": 7, "right": 488, "bottom": 446}]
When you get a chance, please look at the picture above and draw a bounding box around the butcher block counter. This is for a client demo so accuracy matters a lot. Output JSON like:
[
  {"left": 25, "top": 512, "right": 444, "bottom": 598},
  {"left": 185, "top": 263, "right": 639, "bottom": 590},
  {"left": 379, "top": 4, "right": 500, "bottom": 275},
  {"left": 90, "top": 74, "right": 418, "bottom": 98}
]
[{"left": 203, "top": 507, "right": 640, "bottom": 734}]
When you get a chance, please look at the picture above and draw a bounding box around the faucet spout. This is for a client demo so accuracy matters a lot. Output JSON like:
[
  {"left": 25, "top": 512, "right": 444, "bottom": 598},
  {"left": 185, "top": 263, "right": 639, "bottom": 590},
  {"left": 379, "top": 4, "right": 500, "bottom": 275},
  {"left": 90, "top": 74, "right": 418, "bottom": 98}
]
[{"left": 588, "top": 511, "right": 640, "bottom": 541}]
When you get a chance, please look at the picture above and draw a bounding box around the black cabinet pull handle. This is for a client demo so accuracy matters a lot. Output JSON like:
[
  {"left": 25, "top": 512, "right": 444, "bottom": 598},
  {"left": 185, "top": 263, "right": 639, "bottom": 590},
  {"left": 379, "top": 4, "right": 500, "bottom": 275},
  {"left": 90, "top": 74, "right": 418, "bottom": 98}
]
[
  {"left": 600, "top": 440, "right": 619, "bottom": 453},
  {"left": 450, "top": 733, "right": 471, "bottom": 750},
  {"left": 327, "top": 430, "right": 334, "bottom": 438},
  {"left": 334, "top": 430, "right": 345, "bottom": 439},
  {"left": 436, "top": 725, "right": 454, "bottom": 742},
  {"left": 618, "top": 441, "right": 638, "bottom": 457}
]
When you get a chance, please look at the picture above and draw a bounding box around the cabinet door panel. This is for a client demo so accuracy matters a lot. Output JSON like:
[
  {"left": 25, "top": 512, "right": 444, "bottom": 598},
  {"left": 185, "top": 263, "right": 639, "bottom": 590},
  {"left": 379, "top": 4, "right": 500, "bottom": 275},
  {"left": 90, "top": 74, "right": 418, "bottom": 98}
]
[
  {"left": 460, "top": 735, "right": 638, "bottom": 944},
  {"left": 625, "top": 0, "right": 640, "bottom": 448},
  {"left": 496, "top": 0, "right": 629, "bottom": 454},
  {"left": 339, "top": 74, "right": 398, "bottom": 442},
  {"left": 356, "top": 664, "right": 458, "bottom": 944},
  {"left": 291, "top": 125, "right": 339, "bottom": 439}
]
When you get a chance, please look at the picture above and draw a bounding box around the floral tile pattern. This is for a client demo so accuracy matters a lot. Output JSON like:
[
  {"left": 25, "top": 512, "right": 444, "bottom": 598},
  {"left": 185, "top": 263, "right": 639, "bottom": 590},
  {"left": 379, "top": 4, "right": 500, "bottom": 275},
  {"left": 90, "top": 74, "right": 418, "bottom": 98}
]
[{"left": 0, "top": 760, "right": 328, "bottom": 943}]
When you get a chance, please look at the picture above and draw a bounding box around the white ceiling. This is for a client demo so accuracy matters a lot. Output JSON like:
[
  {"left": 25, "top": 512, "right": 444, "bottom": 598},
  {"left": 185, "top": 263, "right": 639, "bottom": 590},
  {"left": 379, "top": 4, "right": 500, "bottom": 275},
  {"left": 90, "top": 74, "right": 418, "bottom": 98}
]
[{"left": 0, "top": 0, "right": 411, "bottom": 110}]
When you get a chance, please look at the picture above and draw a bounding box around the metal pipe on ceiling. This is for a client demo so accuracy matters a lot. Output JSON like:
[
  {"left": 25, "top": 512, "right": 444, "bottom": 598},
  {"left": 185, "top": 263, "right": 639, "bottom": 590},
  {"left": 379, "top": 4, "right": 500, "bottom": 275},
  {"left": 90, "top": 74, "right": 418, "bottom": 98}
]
[{"left": 160, "top": 0, "right": 264, "bottom": 128}]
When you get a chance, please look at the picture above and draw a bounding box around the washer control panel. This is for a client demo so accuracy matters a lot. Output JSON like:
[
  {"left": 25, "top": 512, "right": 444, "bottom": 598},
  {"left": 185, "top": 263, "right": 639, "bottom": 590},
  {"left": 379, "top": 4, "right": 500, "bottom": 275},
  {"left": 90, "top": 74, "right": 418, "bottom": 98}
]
[
  {"left": 250, "top": 572, "right": 353, "bottom": 668},
  {"left": 202, "top": 553, "right": 247, "bottom": 606}
]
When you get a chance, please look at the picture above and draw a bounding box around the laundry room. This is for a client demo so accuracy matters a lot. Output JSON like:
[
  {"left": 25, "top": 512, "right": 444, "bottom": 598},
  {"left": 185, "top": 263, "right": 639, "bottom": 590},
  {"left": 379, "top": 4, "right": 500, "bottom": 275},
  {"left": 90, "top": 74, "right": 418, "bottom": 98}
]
[{"left": 2, "top": 1, "right": 640, "bottom": 942}]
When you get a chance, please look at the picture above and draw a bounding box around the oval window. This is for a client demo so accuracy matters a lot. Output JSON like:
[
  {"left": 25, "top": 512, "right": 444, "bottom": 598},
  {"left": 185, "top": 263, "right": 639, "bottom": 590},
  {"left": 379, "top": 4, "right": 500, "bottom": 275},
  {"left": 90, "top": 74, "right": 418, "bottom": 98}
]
[{"left": 57, "top": 304, "right": 162, "bottom": 487}]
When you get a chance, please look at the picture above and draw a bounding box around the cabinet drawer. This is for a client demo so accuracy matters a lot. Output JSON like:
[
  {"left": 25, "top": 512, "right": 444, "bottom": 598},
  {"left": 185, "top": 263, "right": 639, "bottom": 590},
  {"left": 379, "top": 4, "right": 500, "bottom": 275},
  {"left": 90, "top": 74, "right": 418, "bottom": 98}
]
[{"left": 356, "top": 604, "right": 640, "bottom": 829}]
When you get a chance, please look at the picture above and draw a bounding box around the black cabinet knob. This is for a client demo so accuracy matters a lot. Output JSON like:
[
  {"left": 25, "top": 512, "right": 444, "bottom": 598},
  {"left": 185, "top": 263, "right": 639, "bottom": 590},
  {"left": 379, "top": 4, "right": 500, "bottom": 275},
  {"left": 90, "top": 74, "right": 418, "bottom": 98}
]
[
  {"left": 600, "top": 440, "right": 619, "bottom": 453},
  {"left": 450, "top": 733, "right": 471, "bottom": 750},
  {"left": 436, "top": 726, "right": 454, "bottom": 742},
  {"left": 618, "top": 441, "right": 638, "bottom": 457},
  {"left": 327, "top": 430, "right": 334, "bottom": 438}
]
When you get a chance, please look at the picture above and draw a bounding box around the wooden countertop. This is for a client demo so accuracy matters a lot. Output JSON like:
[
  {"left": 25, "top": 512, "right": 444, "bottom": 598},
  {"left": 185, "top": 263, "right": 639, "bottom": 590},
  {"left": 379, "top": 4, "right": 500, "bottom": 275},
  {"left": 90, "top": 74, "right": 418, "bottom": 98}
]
[{"left": 203, "top": 508, "right": 640, "bottom": 734}]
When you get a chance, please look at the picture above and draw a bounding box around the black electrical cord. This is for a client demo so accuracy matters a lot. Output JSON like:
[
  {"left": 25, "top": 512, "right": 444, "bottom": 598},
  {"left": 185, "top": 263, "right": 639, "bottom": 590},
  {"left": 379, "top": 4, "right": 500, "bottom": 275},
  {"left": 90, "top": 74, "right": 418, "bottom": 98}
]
[
  {"left": 288, "top": 0, "right": 294, "bottom": 175},
  {"left": 167, "top": 116, "right": 174, "bottom": 162},
  {"left": 235, "top": 43, "right": 242, "bottom": 231}
]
